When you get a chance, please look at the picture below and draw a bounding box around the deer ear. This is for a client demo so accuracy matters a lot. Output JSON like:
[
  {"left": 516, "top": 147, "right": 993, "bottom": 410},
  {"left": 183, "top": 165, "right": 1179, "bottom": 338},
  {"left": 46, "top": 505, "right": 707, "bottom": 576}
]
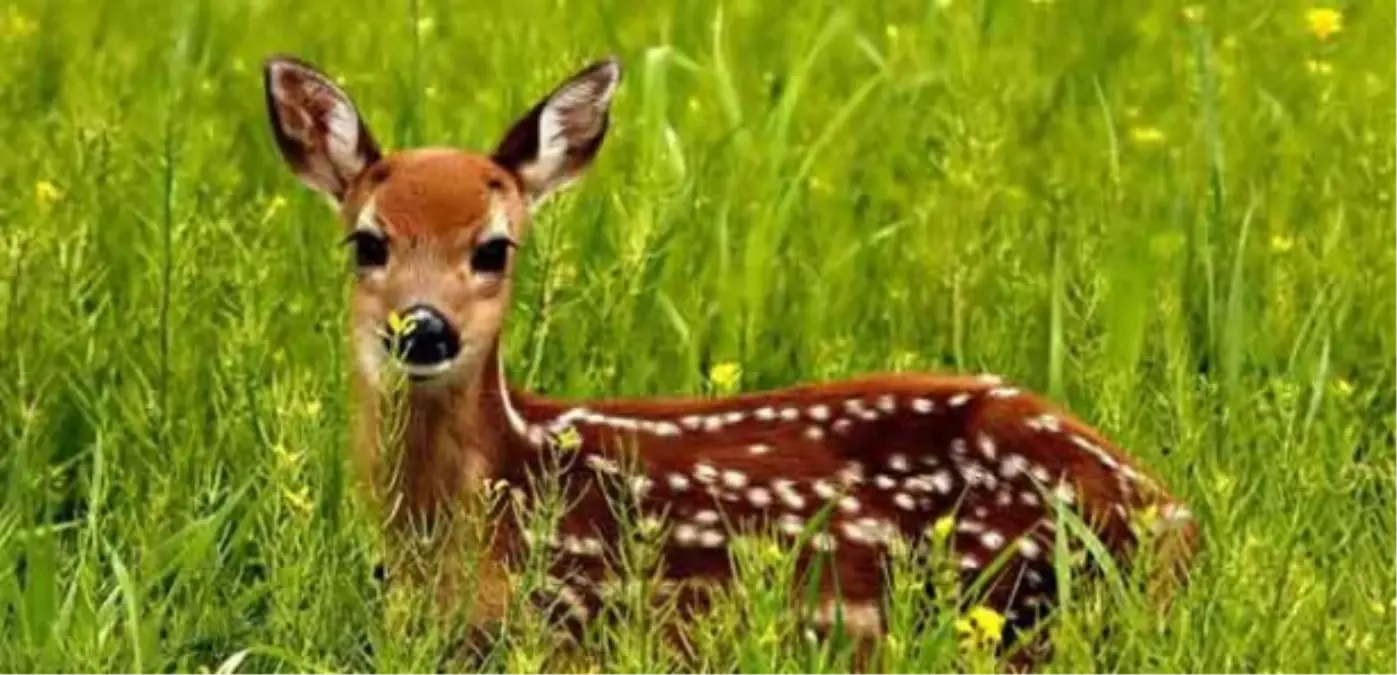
[
  {"left": 492, "top": 58, "right": 621, "bottom": 205},
  {"left": 263, "top": 55, "right": 382, "bottom": 203}
]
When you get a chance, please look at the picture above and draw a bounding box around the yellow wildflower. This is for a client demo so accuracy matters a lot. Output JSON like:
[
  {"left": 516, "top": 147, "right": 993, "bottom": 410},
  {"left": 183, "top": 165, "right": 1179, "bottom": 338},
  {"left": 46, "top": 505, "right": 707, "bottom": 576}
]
[
  {"left": 0, "top": 7, "right": 37, "bottom": 39},
  {"left": 955, "top": 604, "right": 1006, "bottom": 648},
  {"left": 386, "top": 310, "right": 418, "bottom": 338},
  {"left": 283, "top": 486, "right": 314, "bottom": 514},
  {"left": 1305, "top": 8, "right": 1343, "bottom": 40},
  {"left": 552, "top": 425, "right": 583, "bottom": 452},
  {"left": 1270, "top": 234, "right": 1295, "bottom": 252},
  {"left": 34, "top": 181, "right": 62, "bottom": 206},
  {"left": 1182, "top": 5, "right": 1205, "bottom": 23},
  {"left": 1129, "top": 126, "right": 1166, "bottom": 146},
  {"left": 1334, "top": 378, "right": 1354, "bottom": 397},
  {"left": 1306, "top": 59, "right": 1334, "bottom": 76},
  {"left": 708, "top": 361, "right": 743, "bottom": 393}
]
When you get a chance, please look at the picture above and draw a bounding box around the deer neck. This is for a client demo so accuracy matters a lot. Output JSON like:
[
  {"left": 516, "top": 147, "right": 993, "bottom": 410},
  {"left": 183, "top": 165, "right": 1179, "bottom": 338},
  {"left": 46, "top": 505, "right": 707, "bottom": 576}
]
[{"left": 358, "top": 339, "right": 535, "bottom": 530}]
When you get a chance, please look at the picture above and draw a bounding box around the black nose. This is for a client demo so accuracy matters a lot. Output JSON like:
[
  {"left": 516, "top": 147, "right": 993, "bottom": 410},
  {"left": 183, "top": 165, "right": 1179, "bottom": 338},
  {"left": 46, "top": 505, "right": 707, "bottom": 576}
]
[{"left": 383, "top": 304, "right": 461, "bottom": 366}]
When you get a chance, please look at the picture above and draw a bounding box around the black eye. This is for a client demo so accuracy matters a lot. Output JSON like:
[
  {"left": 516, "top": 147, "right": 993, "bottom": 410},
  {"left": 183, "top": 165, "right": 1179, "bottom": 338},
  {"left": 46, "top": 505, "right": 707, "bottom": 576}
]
[
  {"left": 344, "top": 231, "right": 388, "bottom": 268},
  {"left": 470, "top": 238, "right": 513, "bottom": 274}
]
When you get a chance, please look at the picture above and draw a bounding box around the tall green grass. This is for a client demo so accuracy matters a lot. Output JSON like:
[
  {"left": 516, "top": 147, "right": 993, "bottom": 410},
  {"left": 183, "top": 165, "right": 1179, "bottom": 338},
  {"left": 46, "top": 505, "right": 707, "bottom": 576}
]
[{"left": 0, "top": 0, "right": 1393, "bottom": 671}]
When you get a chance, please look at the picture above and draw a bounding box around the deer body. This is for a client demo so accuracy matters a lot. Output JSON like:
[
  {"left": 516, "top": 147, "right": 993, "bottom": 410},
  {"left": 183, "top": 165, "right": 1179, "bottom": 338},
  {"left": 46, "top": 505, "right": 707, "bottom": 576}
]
[{"left": 263, "top": 54, "right": 1198, "bottom": 665}]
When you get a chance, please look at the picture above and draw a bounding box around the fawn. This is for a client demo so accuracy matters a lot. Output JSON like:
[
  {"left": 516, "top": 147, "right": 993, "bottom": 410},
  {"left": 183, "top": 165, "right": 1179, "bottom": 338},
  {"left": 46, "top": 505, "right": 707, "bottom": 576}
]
[{"left": 262, "top": 54, "right": 1199, "bottom": 667}]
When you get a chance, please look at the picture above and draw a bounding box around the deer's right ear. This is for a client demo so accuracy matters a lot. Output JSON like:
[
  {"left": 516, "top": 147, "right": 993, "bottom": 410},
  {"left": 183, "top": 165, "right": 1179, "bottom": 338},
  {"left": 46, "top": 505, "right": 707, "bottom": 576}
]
[{"left": 263, "top": 55, "right": 382, "bottom": 203}]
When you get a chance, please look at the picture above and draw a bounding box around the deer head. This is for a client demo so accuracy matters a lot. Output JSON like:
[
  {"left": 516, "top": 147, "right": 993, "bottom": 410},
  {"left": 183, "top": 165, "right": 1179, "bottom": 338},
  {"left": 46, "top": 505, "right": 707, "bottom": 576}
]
[{"left": 263, "top": 54, "right": 620, "bottom": 391}]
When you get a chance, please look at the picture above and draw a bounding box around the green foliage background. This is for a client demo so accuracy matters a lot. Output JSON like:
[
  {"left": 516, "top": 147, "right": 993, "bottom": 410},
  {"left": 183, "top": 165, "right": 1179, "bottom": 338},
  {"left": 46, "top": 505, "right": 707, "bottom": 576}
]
[{"left": 0, "top": 0, "right": 1393, "bottom": 671}]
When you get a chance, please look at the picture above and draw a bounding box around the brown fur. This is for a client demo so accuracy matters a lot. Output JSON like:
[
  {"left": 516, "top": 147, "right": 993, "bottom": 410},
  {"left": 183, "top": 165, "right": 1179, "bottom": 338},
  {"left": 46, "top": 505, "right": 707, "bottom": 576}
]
[{"left": 264, "top": 55, "right": 1199, "bottom": 671}]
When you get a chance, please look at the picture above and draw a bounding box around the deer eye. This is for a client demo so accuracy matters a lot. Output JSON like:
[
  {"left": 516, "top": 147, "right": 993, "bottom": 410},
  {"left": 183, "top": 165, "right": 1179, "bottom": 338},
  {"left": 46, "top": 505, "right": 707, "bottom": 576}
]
[
  {"left": 344, "top": 230, "right": 388, "bottom": 268},
  {"left": 470, "top": 238, "right": 514, "bottom": 274}
]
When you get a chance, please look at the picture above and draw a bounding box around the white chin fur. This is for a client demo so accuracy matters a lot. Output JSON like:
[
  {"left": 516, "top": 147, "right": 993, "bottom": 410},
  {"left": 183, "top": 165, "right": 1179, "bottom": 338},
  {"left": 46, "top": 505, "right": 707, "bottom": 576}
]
[
  {"left": 354, "top": 333, "right": 476, "bottom": 389},
  {"left": 401, "top": 358, "right": 458, "bottom": 382}
]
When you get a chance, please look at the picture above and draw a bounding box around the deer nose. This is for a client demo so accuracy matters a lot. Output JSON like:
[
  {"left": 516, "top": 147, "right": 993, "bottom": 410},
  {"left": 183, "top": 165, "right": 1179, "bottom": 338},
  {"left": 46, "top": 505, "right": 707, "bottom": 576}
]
[{"left": 383, "top": 304, "right": 461, "bottom": 367}]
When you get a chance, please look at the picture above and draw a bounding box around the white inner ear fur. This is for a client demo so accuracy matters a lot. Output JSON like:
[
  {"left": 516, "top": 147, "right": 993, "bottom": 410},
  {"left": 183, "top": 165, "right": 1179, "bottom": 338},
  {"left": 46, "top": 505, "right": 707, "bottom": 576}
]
[
  {"left": 269, "top": 62, "right": 368, "bottom": 197},
  {"left": 520, "top": 61, "right": 620, "bottom": 203}
]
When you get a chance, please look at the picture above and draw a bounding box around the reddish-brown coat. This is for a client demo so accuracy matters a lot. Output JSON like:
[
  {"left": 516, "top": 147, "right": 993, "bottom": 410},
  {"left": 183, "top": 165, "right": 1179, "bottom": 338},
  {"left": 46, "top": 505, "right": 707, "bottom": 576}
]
[{"left": 263, "top": 53, "right": 1199, "bottom": 669}]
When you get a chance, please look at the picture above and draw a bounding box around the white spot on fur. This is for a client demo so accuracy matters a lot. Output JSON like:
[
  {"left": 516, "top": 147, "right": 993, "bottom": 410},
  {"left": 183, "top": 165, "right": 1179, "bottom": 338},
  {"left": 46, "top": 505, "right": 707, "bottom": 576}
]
[
  {"left": 1020, "top": 490, "right": 1041, "bottom": 506},
  {"left": 778, "top": 513, "right": 805, "bottom": 536},
  {"left": 1030, "top": 464, "right": 1053, "bottom": 484},
  {"left": 779, "top": 407, "right": 800, "bottom": 421},
  {"left": 911, "top": 397, "right": 934, "bottom": 414},
  {"left": 805, "top": 426, "right": 825, "bottom": 441},
  {"left": 1000, "top": 454, "right": 1027, "bottom": 479},
  {"left": 929, "top": 470, "right": 954, "bottom": 494},
  {"left": 838, "top": 495, "right": 860, "bottom": 513},
  {"left": 1052, "top": 482, "right": 1077, "bottom": 504},
  {"left": 722, "top": 470, "right": 749, "bottom": 490},
  {"left": 904, "top": 476, "right": 933, "bottom": 493},
  {"left": 807, "top": 404, "right": 830, "bottom": 421},
  {"left": 748, "top": 443, "right": 771, "bottom": 456},
  {"left": 980, "top": 530, "right": 1005, "bottom": 550},
  {"left": 748, "top": 487, "right": 772, "bottom": 508},
  {"left": 680, "top": 415, "right": 702, "bottom": 430},
  {"left": 876, "top": 394, "right": 896, "bottom": 412},
  {"left": 893, "top": 493, "right": 917, "bottom": 511},
  {"left": 977, "top": 434, "right": 997, "bottom": 460},
  {"left": 837, "top": 462, "right": 864, "bottom": 485},
  {"left": 811, "top": 599, "right": 883, "bottom": 637},
  {"left": 667, "top": 473, "right": 690, "bottom": 491},
  {"left": 956, "top": 520, "right": 985, "bottom": 534},
  {"left": 811, "top": 532, "right": 837, "bottom": 552},
  {"left": 699, "top": 529, "right": 725, "bottom": 548},
  {"left": 673, "top": 523, "right": 700, "bottom": 546},
  {"left": 693, "top": 462, "right": 719, "bottom": 484},
  {"left": 874, "top": 474, "right": 896, "bottom": 490},
  {"left": 948, "top": 393, "right": 972, "bottom": 408},
  {"left": 887, "top": 454, "right": 910, "bottom": 473},
  {"left": 702, "top": 416, "right": 724, "bottom": 432},
  {"left": 774, "top": 480, "right": 806, "bottom": 510},
  {"left": 950, "top": 438, "right": 968, "bottom": 455},
  {"left": 832, "top": 418, "right": 853, "bottom": 434},
  {"left": 1018, "top": 537, "right": 1042, "bottom": 560},
  {"left": 585, "top": 455, "right": 619, "bottom": 474},
  {"left": 693, "top": 509, "right": 720, "bottom": 525},
  {"left": 755, "top": 407, "right": 777, "bottom": 421},
  {"left": 988, "top": 387, "right": 1020, "bottom": 399}
]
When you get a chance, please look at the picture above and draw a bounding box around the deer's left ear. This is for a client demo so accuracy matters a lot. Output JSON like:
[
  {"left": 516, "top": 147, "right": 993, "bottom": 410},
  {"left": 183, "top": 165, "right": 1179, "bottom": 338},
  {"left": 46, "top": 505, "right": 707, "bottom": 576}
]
[
  {"left": 263, "top": 55, "right": 382, "bottom": 203},
  {"left": 492, "top": 58, "right": 621, "bottom": 205}
]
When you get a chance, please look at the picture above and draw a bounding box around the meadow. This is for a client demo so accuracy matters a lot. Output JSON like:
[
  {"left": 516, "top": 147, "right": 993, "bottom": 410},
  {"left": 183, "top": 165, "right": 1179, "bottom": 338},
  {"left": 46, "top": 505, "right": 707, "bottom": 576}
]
[{"left": 1, "top": 0, "right": 1394, "bottom": 671}]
